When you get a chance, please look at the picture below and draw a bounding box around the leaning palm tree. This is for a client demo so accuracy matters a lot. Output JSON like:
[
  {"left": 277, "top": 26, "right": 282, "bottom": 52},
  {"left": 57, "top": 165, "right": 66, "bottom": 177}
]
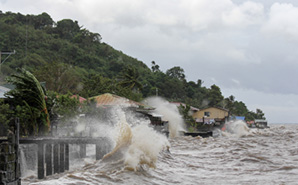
[{"left": 6, "top": 68, "right": 50, "bottom": 135}]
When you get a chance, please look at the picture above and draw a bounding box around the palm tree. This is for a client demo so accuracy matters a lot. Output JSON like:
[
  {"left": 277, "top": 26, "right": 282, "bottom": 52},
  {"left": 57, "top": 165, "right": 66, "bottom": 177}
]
[
  {"left": 118, "top": 66, "right": 142, "bottom": 92},
  {"left": 6, "top": 68, "right": 50, "bottom": 135}
]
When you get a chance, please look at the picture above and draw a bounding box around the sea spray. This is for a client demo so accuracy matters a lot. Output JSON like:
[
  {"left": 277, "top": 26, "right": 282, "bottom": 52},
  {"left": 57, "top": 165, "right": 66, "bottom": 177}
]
[
  {"left": 20, "top": 148, "right": 29, "bottom": 177},
  {"left": 223, "top": 120, "right": 250, "bottom": 137},
  {"left": 22, "top": 106, "right": 171, "bottom": 184},
  {"left": 102, "top": 109, "right": 133, "bottom": 161},
  {"left": 143, "top": 97, "right": 185, "bottom": 138},
  {"left": 124, "top": 124, "right": 170, "bottom": 170},
  {"left": 102, "top": 106, "right": 170, "bottom": 170}
]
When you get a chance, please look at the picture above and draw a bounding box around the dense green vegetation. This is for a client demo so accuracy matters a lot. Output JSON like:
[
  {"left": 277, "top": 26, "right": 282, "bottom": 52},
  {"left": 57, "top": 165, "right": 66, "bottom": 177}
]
[{"left": 0, "top": 11, "right": 265, "bottom": 135}]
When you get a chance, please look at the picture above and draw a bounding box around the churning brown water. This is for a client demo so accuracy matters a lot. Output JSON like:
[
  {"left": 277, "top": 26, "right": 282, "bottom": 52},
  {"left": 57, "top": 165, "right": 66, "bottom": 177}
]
[{"left": 22, "top": 122, "right": 298, "bottom": 185}]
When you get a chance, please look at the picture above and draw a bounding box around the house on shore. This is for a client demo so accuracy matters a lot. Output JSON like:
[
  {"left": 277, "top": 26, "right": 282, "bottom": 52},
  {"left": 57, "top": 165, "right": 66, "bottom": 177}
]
[
  {"left": 192, "top": 107, "right": 229, "bottom": 125},
  {"left": 247, "top": 119, "right": 269, "bottom": 129},
  {"left": 0, "top": 84, "right": 13, "bottom": 99}
]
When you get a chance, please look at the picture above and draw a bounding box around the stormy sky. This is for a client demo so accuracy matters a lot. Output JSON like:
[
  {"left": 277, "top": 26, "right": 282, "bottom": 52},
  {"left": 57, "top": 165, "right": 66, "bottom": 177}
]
[{"left": 1, "top": 0, "right": 298, "bottom": 123}]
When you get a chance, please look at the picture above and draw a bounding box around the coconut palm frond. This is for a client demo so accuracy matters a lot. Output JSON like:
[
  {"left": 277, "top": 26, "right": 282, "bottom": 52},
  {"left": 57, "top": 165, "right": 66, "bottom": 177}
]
[
  {"left": 118, "top": 66, "right": 143, "bottom": 91},
  {"left": 6, "top": 68, "right": 50, "bottom": 132}
]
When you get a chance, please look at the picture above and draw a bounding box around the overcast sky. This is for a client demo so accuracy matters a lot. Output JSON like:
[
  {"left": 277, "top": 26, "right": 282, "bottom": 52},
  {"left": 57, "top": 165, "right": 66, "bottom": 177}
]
[{"left": 1, "top": 0, "right": 298, "bottom": 123}]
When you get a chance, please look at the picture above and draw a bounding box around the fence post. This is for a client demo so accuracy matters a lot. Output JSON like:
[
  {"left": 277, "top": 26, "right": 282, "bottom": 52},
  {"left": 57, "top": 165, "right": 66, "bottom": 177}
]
[
  {"left": 15, "top": 118, "right": 21, "bottom": 183},
  {"left": 46, "top": 144, "right": 53, "bottom": 176},
  {"left": 37, "top": 143, "right": 44, "bottom": 179},
  {"left": 59, "top": 144, "right": 65, "bottom": 173},
  {"left": 80, "top": 144, "right": 86, "bottom": 158},
  {"left": 53, "top": 144, "right": 59, "bottom": 174},
  {"left": 96, "top": 144, "right": 101, "bottom": 160},
  {"left": 65, "top": 144, "right": 69, "bottom": 171}
]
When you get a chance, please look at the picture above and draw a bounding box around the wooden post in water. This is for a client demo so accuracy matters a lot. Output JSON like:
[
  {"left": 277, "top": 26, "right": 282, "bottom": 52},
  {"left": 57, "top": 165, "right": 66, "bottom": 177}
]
[
  {"left": 14, "top": 118, "right": 21, "bottom": 183},
  {"left": 37, "top": 143, "right": 44, "bottom": 179},
  {"left": 80, "top": 144, "right": 86, "bottom": 158},
  {"left": 59, "top": 144, "right": 65, "bottom": 173},
  {"left": 65, "top": 144, "right": 69, "bottom": 170},
  {"left": 95, "top": 144, "right": 101, "bottom": 160},
  {"left": 53, "top": 144, "right": 59, "bottom": 174},
  {"left": 45, "top": 144, "right": 53, "bottom": 176}
]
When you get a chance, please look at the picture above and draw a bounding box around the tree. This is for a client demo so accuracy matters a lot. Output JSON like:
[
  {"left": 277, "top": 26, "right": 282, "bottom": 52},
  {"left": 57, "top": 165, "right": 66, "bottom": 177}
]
[
  {"left": 178, "top": 103, "right": 195, "bottom": 125},
  {"left": 80, "top": 74, "right": 113, "bottom": 98},
  {"left": 233, "top": 101, "right": 248, "bottom": 116},
  {"left": 151, "top": 61, "right": 160, "bottom": 72},
  {"left": 33, "top": 12, "right": 54, "bottom": 29},
  {"left": 55, "top": 19, "right": 80, "bottom": 40},
  {"left": 245, "top": 111, "right": 257, "bottom": 121},
  {"left": 166, "top": 66, "right": 185, "bottom": 81},
  {"left": 208, "top": 84, "right": 224, "bottom": 107},
  {"left": 197, "top": 79, "right": 204, "bottom": 88},
  {"left": 34, "top": 62, "right": 81, "bottom": 94},
  {"left": 46, "top": 91, "right": 82, "bottom": 123},
  {"left": 118, "top": 66, "right": 142, "bottom": 92},
  {"left": 256, "top": 109, "right": 265, "bottom": 119},
  {"left": 224, "top": 95, "right": 235, "bottom": 115},
  {"left": 0, "top": 99, "right": 14, "bottom": 133},
  {"left": 6, "top": 68, "right": 50, "bottom": 135}
]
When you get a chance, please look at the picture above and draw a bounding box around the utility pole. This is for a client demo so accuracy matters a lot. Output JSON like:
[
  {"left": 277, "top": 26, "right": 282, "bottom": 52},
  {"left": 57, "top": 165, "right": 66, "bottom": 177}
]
[
  {"left": 0, "top": 50, "right": 16, "bottom": 64},
  {"left": 0, "top": 50, "right": 16, "bottom": 74}
]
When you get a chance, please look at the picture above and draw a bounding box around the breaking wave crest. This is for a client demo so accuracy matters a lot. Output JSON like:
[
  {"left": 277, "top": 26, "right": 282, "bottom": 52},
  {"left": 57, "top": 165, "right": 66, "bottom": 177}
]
[
  {"left": 103, "top": 109, "right": 170, "bottom": 171},
  {"left": 222, "top": 120, "right": 251, "bottom": 137}
]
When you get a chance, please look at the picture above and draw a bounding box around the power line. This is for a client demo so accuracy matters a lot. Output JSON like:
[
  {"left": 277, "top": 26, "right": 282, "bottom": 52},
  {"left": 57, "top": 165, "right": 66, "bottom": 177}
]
[
  {"left": 0, "top": 50, "right": 16, "bottom": 65},
  {"left": 0, "top": 50, "right": 16, "bottom": 74}
]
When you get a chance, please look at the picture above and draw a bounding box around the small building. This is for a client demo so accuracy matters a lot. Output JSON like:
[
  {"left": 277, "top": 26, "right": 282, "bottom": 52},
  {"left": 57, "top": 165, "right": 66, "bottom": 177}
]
[
  {"left": 193, "top": 107, "right": 228, "bottom": 119},
  {"left": 170, "top": 102, "right": 200, "bottom": 114},
  {"left": 89, "top": 93, "right": 146, "bottom": 108},
  {"left": 253, "top": 119, "right": 269, "bottom": 128},
  {"left": 0, "top": 85, "right": 12, "bottom": 99},
  {"left": 192, "top": 107, "right": 229, "bottom": 127},
  {"left": 231, "top": 116, "right": 245, "bottom": 121}
]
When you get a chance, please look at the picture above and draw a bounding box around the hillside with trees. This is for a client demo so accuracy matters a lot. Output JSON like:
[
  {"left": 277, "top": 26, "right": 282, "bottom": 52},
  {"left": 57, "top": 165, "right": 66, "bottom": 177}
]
[{"left": 0, "top": 11, "right": 265, "bottom": 130}]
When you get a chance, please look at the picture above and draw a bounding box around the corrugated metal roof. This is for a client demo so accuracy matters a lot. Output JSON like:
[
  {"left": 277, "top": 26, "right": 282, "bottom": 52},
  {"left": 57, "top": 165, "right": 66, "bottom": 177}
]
[
  {"left": 199, "top": 106, "right": 228, "bottom": 112},
  {"left": 0, "top": 85, "right": 11, "bottom": 98},
  {"left": 71, "top": 95, "right": 87, "bottom": 103},
  {"left": 170, "top": 102, "right": 200, "bottom": 111},
  {"left": 89, "top": 93, "right": 144, "bottom": 107}
]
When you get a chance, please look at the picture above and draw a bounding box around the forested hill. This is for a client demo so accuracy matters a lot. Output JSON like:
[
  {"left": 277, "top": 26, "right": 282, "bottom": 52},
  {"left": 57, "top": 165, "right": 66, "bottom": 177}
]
[{"left": 0, "top": 11, "right": 265, "bottom": 120}]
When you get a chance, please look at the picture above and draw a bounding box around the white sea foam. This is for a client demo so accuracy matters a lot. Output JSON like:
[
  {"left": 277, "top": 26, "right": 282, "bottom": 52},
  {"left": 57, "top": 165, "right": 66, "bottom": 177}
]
[
  {"left": 222, "top": 120, "right": 250, "bottom": 137},
  {"left": 102, "top": 107, "right": 170, "bottom": 170},
  {"left": 22, "top": 124, "right": 298, "bottom": 185},
  {"left": 143, "top": 96, "right": 186, "bottom": 138},
  {"left": 124, "top": 123, "right": 170, "bottom": 170}
]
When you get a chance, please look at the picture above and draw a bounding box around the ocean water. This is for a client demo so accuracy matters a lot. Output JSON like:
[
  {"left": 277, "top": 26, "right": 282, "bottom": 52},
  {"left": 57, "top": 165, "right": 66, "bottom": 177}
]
[{"left": 21, "top": 121, "right": 298, "bottom": 185}]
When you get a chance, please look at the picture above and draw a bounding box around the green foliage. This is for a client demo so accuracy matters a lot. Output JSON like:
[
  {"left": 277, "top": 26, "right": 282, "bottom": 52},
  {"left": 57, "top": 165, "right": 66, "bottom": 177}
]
[
  {"left": 0, "top": 11, "right": 266, "bottom": 124},
  {"left": 46, "top": 91, "right": 82, "bottom": 123},
  {"left": 178, "top": 103, "right": 196, "bottom": 131},
  {"left": 151, "top": 61, "right": 160, "bottom": 73},
  {"left": 14, "top": 103, "right": 39, "bottom": 136},
  {"left": 0, "top": 99, "right": 13, "bottom": 129},
  {"left": 118, "top": 66, "right": 142, "bottom": 92},
  {"left": 55, "top": 19, "right": 80, "bottom": 40},
  {"left": 5, "top": 68, "right": 50, "bottom": 135},
  {"left": 80, "top": 74, "right": 113, "bottom": 98},
  {"left": 166, "top": 66, "right": 186, "bottom": 81},
  {"left": 33, "top": 62, "right": 82, "bottom": 94},
  {"left": 208, "top": 85, "right": 224, "bottom": 107}
]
